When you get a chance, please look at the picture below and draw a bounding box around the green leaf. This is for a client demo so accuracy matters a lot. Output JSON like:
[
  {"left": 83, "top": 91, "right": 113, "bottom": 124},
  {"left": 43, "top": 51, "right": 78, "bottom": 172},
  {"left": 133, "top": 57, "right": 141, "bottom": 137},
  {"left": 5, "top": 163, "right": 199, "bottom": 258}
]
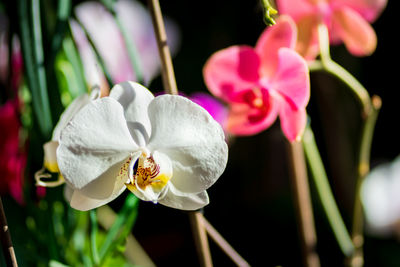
[{"left": 98, "top": 194, "right": 139, "bottom": 265}]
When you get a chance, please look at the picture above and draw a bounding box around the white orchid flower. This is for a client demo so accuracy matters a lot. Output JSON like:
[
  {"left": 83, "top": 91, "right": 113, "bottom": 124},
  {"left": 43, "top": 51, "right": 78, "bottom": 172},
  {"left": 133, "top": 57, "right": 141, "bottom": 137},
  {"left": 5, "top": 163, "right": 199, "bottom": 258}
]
[
  {"left": 361, "top": 155, "right": 400, "bottom": 236},
  {"left": 35, "top": 88, "right": 101, "bottom": 186},
  {"left": 57, "top": 82, "right": 228, "bottom": 211}
]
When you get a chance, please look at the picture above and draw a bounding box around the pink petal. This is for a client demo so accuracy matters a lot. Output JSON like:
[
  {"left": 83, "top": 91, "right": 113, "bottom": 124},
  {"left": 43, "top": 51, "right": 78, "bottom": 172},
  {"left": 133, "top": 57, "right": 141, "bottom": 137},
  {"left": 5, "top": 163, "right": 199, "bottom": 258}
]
[
  {"left": 255, "top": 15, "right": 298, "bottom": 78},
  {"left": 295, "top": 14, "right": 320, "bottom": 60},
  {"left": 332, "top": 6, "right": 377, "bottom": 56},
  {"left": 332, "top": 0, "right": 387, "bottom": 22},
  {"left": 271, "top": 48, "right": 310, "bottom": 109},
  {"left": 226, "top": 98, "right": 278, "bottom": 136},
  {"left": 279, "top": 100, "right": 307, "bottom": 142},
  {"left": 203, "top": 45, "right": 260, "bottom": 103},
  {"left": 276, "top": 0, "right": 317, "bottom": 21}
]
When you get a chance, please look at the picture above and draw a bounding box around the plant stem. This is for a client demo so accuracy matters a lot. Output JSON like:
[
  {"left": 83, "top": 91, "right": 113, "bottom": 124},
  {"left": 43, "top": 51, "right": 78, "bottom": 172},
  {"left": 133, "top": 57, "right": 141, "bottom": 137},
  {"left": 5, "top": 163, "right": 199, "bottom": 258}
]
[
  {"left": 316, "top": 24, "right": 371, "bottom": 117},
  {"left": 302, "top": 124, "right": 355, "bottom": 256},
  {"left": 287, "top": 141, "right": 320, "bottom": 267},
  {"left": 147, "top": 0, "right": 178, "bottom": 95},
  {"left": 313, "top": 23, "right": 382, "bottom": 267},
  {"left": 98, "top": 194, "right": 139, "bottom": 266},
  {"left": 189, "top": 211, "right": 213, "bottom": 267},
  {"left": 100, "top": 0, "right": 144, "bottom": 85},
  {"left": 202, "top": 216, "right": 250, "bottom": 267},
  {"left": 18, "top": 0, "right": 53, "bottom": 138},
  {"left": 347, "top": 96, "right": 381, "bottom": 267},
  {"left": 31, "top": 0, "right": 53, "bottom": 133},
  {"left": 89, "top": 210, "right": 100, "bottom": 266},
  {"left": 0, "top": 197, "right": 18, "bottom": 267}
]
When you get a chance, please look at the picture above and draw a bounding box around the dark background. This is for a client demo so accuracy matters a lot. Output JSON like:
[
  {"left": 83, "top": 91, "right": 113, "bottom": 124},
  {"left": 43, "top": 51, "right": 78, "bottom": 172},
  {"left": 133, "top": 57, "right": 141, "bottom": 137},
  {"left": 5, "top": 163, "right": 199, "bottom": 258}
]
[
  {"left": 1, "top": 0, "right": 399, "bottom": 266},
  {"left": 133, "top": 1, "right": 400, "bottom": 266}
]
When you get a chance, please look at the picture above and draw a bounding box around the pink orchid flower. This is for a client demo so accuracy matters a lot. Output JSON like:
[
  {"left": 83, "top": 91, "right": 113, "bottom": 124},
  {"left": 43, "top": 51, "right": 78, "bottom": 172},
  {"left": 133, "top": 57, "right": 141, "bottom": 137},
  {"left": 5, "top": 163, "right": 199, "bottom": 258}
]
[
  {"left": 276, "top": 0, "right": 387, "bottom": 59},
  {"left": 203, "top": 16, "right": 310, "bottom": 142}
]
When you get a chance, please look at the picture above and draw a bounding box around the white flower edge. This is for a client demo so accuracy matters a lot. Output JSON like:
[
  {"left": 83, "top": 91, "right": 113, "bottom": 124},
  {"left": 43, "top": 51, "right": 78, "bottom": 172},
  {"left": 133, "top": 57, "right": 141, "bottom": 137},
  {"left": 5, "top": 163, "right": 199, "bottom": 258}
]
[
  {"left": 35, "top": 90, "right": 100, "bottom": 187},
  {"left": 361, "top": 155, "right": 400, "bottom": 236},
  {"left": 57, "top": 81, "right": 228, "bottom": 211}
]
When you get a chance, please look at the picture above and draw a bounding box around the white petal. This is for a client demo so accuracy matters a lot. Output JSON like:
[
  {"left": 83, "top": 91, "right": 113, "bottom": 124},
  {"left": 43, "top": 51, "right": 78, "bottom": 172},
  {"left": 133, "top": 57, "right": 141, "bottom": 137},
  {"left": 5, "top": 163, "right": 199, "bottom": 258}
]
[
  {"left": 43, "top": 141, "right": 59, "bottom": 172},
  {"left": 52, "top": 93, "right": 91, "bottom": 141},
  {"left": 362, "top": 156, "right": 400, "bottom": 235},
  {"left": 159, "top": 183, "right": 209, "bottom": 210},
  {"left": 69, "top": 185, "right": 126, "bottom": 211},
  {"left": 57, "top": 97, "right": 138, "bottom": 190},
  {"left": 147, "top": 95, "right": 228, "bottom": 193},
  {"left": 63, "top": 184, "right": 74, "bottom": 203},
  {"left": 109, "top": 81, "right": 153, "bottom": 147}
]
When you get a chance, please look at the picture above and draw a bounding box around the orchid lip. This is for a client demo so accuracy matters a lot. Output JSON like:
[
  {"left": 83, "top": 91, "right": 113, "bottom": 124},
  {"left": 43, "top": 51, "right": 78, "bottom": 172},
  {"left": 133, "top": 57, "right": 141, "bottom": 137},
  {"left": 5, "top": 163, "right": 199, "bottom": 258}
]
[{"left": 126, "top": 151, "right": 172, "bottom": 203}]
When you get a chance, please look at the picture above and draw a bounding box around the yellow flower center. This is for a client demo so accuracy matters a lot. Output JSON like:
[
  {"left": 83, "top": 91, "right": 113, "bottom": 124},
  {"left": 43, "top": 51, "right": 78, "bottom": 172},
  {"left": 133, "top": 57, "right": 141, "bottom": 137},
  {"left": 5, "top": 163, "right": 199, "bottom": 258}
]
[{"left": 125, "top": 152, "right": 171, "bottom": 201}]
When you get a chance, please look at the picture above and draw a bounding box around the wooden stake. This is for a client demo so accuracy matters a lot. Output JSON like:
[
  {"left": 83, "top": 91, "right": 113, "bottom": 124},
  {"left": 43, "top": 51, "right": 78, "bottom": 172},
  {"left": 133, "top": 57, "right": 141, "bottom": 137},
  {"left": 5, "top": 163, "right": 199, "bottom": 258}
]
[
  {"left": 0, "top": 197, "right": 18, "bottom": 267},
  {"left": 189, "top": 211, "right": 213, "bottom": 267},
  {"left": 287, "top": 141, "right": 320, "bottom": 267},
  {"left": 146, "top": 0, "right": 178, "bottom": 95},
  {"left": 202, "top": 216, "right": 250, "bottom": 267}
]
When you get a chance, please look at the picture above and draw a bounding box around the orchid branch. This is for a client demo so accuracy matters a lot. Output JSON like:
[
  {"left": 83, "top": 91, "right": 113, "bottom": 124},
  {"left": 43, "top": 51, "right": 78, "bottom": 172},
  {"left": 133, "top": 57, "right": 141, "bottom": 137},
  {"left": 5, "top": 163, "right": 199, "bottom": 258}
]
[
  {"left": 99, "top": 0, "right": 144, "bottom": 84},
  {"left": 310, "top": 23, "right": 382, "bottom": 267},
  {"left": 302, "top": 123, "right": 355, "bottom": 256},
  {"left": 287, "top": 141, "right": 321, "bottom": 267},
  {"left": 315, "top": 24, "right": 371, "bottom": 118}
]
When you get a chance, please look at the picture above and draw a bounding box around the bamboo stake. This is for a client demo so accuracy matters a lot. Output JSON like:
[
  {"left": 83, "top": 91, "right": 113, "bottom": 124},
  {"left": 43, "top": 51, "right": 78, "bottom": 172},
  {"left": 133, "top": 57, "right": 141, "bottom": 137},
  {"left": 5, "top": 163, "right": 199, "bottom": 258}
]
[
  {"left": 146, "top": 1, "right": 212, "bottom": 266},
  {"left": 287, "top": 141, "right": 320, "bottom": 267},
  {"left": 146, "top": 0, "right": 178, "bottom": 95},
  {"left": 202, "top": 216, "right": 250, "bottom": 267},
  {"left": 189, "top": 211, "right": 213, "bottom": 267},
  {"left": 0, "top": 197, "right": 18, "bottom": 267}
]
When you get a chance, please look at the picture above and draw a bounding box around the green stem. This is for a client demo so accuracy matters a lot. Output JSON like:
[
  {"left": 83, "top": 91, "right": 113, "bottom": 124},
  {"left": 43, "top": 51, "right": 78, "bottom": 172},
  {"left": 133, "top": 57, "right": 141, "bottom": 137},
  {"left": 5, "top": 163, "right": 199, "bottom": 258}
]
[
  {"left": 313, "top": 22, "right": 382, "bottom": 267},
  {"left": 89, "top": 210, "right": 100, "bottom": 266},
  {"left": 315, "top": 24, "right": 371, "bottom": 117},
  {"left": 99, "top": 0, "right": 145, "bottom": 85},
  {"left": 70, "top": 19, "right": 114, "bottom": 87},
  {"left": 348, "top": 96, "right": 381, "bottom": 267},
  {"left": 302, "top": 124, "right": 355, "bottom": 256},
  {"left": 18, "top": 0, "right": 52, "bottom": 137},
  {"left": 98, "top": 194, "right": 139, "bottom": 266},
  {"left": 49, "top": 0, "right": 71, "bottom": 67},
  {"left": 113, "top": 12, "right": 144, "bottom": 85},
  {"left": 31, "top": 0, "right": 53, "bottom": 133},
  {"left": 62, "top": 33, "right": 88, "bottom": 97}
]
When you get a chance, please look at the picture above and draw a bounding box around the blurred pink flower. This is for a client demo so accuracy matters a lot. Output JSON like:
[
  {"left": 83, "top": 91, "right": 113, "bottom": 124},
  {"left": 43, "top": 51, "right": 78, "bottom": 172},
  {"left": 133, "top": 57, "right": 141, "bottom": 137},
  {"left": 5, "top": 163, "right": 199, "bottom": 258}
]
[
  {"left": 276, "top": 0, "right": 387, "bottom": 59},
  {"left": 0, "top": 101, "right": 26, "bottom": 204},
  {"left": 189, "top": 92, "right": 228, "bottom": 131},
  {"left": 203, "top": 16, "right": 310, "bottom": 142},
  {"left": 73, "top": 0, "right": 180, "bottom": 86}
]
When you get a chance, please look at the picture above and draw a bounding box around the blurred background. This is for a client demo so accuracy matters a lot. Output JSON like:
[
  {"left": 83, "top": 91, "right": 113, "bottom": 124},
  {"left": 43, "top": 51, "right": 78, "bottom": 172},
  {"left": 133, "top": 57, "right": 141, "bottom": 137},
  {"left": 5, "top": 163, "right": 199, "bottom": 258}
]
[{"left": 1, "top": 0, "right": 400, "bottom": 266}]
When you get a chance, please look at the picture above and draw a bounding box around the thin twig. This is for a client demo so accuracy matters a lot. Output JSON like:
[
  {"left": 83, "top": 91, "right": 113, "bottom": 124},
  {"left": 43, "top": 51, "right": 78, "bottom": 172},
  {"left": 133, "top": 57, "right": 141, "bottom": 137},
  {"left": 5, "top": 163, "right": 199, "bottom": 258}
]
[
  {"left": 189, "top": 211, "right": 213, "bottom": 267},
  {"left": 202, "top": 216, "right": 250, "bottom": 267},
  {"left": 146, "top": 0, "right": 178, "bottom": 95},
  {"left": 0, "top": 197, "right": 18, "bottom": 267},
  {"left": 347, "top": 96, "right": 381, "bottom": 267},
  {"left": 287, "top": 141, "right": 320, "bottom": 267}
]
